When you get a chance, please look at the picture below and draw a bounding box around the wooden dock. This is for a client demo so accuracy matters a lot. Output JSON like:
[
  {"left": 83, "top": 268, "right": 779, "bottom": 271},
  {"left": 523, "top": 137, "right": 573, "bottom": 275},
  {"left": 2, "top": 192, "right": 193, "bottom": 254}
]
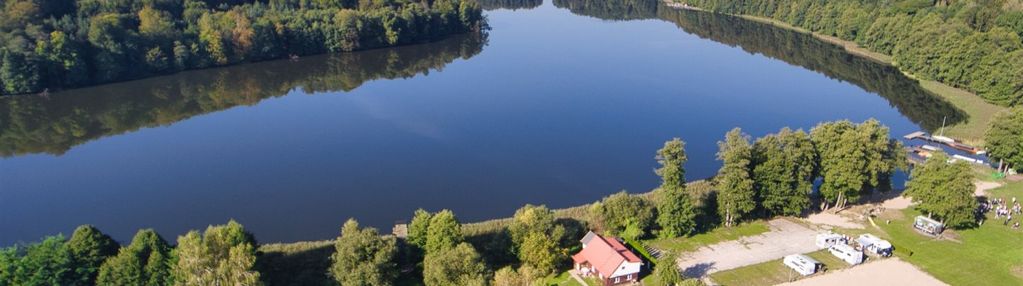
[{"left": 903, "top": 131, "right": 926, "bottom": 140}]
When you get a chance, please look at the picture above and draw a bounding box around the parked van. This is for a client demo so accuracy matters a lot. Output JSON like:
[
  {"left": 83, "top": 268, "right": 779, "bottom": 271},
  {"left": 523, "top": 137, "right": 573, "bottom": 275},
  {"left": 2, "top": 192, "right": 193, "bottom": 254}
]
[
  {"left": 783, "top": 254, "right": 822, "bottom": 276},
  {"left": 829, "top": 243, "right": 864, "bottom": 265}
]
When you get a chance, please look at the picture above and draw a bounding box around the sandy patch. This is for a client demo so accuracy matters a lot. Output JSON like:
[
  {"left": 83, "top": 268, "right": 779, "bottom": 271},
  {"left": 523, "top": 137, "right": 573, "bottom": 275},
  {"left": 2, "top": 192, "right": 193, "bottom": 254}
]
[
  {"left": 778, "top": 258, "right": 947, "bottom": 286},
  {"left": 676, "top": 219, "right": 821, "bottom": 277},
  {"left": 975, "top": 181, "right": 1003, "bottom": 197},
  {"left": 881, "top": 195, "right": 913, "bottom": 210},
  {"left": 804, "top": 212, "right": 864, "bottom": 229}
]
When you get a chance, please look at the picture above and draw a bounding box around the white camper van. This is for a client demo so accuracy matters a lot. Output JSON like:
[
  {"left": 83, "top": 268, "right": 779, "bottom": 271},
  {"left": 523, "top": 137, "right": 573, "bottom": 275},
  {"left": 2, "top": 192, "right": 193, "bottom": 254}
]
[
  {"left": 856, "top": 234, "right": 893, "bottom": 257},
  {"left": 829, "top": 243, "right": 864, "bottom": 265},
  {"left": 816, "top": 232, "right": 846, "bottom": 248},
  {"left": 783, "top": 254, "right": 822, "bottom": 276}
]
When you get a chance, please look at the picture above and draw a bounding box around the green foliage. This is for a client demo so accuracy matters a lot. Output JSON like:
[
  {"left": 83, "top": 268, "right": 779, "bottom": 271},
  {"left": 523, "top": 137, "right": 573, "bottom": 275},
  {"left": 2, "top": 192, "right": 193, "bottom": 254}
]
[
  {"left": 714, "top": 128, "right": 756, "bottom": 227},
  {"left": 172, "top": 220, "right": 261, "bottom": 286},
  {"left": 425, "top": 210, "right": 463, "bottom": 254},
  {"left": 905, "top": 153, "right": 978, "bottom": 228},
  {"left": 408, "top": 208, "right": 433, "bottom": 249},
  {"left": 811, "top": 119, "right": 902, "bottom": 209},
  {"left": 681, "top": 0, "right": 1023, "bottom": 107},
  {"left": 653, "top": 252, "right": 683, "bottom": 286},
  {"left": 66, "top": 225, "right": 119, "bottom": 285},
  {"left": 508, "top": 205, "right": 565, "bottom": 274},
  {"left": 491, "top": 266, "right": 541, "bottom": 286},
  {"left": 985, "top": 108, "right": 1023, "bottom": 170},
  {"left": 329, "top": 219, "right": 398, "bottom": 286},
  {"left": 0, "top": 0, "right": 487, "bottom": 95},
  {"left": 655, "top": 138, "right": 699, "bottom": 238},
  {"left": 96, "top": 229, "right": 173, "bottom": 286},
  {"left": 752, "top": 128, "right": 815, "bottom": 216},
  {"left": 423, "top": 243, "right": 490, "bottom": 286},
  {"left": 0, "top": 235, "right": 75, "bottom": 286},
  {"left": 593, "top": 191, "right": 656, "bottom": 239}
]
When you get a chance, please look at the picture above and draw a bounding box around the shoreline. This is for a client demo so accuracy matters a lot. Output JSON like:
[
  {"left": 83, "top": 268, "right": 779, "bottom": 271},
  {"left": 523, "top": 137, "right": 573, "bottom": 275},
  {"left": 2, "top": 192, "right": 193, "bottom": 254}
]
[{"left": 662, "top": 0, "right": 1005, "bottom": 144}]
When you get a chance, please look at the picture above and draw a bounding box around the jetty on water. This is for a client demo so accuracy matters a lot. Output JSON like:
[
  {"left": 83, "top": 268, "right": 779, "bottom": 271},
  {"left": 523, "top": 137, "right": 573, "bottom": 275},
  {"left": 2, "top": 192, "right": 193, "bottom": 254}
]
[{"left": 903, "top": 131, "right": 985, "bottom": 155}]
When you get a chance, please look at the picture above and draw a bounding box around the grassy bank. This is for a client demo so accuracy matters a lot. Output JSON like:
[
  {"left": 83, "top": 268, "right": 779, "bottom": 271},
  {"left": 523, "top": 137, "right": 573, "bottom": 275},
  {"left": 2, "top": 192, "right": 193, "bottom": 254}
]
[
  {"left": 723, "top": 12, "right": 1006, "bottom": 144},
  {"left": 876, "top": 180, "right": 1023, "bottom": 286}
]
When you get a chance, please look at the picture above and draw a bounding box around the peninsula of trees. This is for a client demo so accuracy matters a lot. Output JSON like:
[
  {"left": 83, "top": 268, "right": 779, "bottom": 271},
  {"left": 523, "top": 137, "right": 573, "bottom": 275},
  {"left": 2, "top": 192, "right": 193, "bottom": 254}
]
[
  {"left": 0, "top": 0, "right": 485, "bottom": 95},
  {"left": 681, "top": 0, "right": 1023, "bottom": 107}
]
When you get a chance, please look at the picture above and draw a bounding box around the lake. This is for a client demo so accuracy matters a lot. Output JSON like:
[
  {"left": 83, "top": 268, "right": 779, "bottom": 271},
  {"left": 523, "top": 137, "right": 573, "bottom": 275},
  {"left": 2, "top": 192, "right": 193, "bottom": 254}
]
[{"left": 0, "top": 0, "right": 964, "bottom": 245}]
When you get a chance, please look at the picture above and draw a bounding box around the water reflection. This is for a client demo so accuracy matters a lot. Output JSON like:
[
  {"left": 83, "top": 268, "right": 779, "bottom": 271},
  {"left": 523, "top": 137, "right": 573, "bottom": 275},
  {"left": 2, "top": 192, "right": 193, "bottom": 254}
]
[
  {"left": 553, "top": 0, "right": 966, "bottom": 131},
  {"left": 480, "top": 0, "right": 543, "bottom": 11},
  {"left": 0, "top": 33, "right": 486, "bottom": 157}
]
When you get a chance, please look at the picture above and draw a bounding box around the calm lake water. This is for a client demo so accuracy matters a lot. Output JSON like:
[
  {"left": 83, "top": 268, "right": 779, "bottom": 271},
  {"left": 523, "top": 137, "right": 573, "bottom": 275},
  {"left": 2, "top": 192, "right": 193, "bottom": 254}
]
[{"left": 0, "top": 0, "right": 964, "bottom": 245}]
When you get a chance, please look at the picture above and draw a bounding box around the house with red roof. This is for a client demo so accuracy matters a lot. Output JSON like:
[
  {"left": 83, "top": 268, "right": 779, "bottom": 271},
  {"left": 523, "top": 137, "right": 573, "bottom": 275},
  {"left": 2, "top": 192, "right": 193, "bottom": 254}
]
[{"left": 571, "top": 231, "right": 643, "bottom": 285}]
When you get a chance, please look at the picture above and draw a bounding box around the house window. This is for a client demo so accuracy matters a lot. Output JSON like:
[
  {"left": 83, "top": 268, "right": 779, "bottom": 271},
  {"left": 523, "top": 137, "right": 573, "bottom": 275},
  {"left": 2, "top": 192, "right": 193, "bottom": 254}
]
[
  {"left": 614, "top": 277, "right": 621, "bottom": 283},
  {"left": 627, "top": 274, "right": 632, "bottom": 280}
]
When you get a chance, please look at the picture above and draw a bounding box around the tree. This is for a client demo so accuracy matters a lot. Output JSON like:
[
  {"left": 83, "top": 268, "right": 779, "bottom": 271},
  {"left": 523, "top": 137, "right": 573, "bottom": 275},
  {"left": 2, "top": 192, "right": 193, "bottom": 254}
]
[
  {"left": 1, "top": 50, "right": 42, "bottom": 94},
  {"left": 329, "top": 219, "right": 398, "bottom": 286},
  {"left": 653, "top": 138, "right": 699, "bottom": 237},
  {"left": 172, "top": 220, "right": 261, "bottom": 286},
  {"left": 508, "top": 205, "right": 564, "bottom": 274},
  {"left": 408, "top": 208, "right": 433, "bottom": 249},
  {"left": 425, "top": 209, "right": 462, "bottom": 254},
  {"left": 423, "top": 243, "right": 489, "bottom": 286},
  {"left": 653, "top": 252, "right": 682, "bottom": 286},
  {"left": 905, "top": 153, "right": 978, "bottom": 229},
  {"left": 752, "top": 128, "right": 816, "bottom": 216},
  {"left": 592, "top": 191, "right": 656, "bottom": 240},
  {"left": 985, "top": 108, "right": 1023, "bottom": 172},
  {"left": 810, "top": 119, "right": 901, "bottom": 210},
  {"left": 492, "top": 265, "right": 540, "bottom": 286},
  {"left": 96, "top": 229, "right": 173, "bottom": 286},
  {"left": 66, "top": 225, "right": 119, "bottom": 285},
  {"left": 0, "top": 235, "right": 75, "bottom": 285},
  {"left": 715, "top": 128, "right": 756, "bottom": 227}
]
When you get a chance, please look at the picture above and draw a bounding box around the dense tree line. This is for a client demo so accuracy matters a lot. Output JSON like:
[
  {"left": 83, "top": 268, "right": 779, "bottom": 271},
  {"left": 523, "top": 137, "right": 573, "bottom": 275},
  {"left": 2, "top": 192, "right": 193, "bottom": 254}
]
[
  {"left": 985, "top": 107, "right": 1023, "bottom": 173},
  {"left": 0, "top": 222, "right": 260, "bottom": 286},
  {"left": 0, "top": 33, "right": 485, "bottom": 157},
  {"left": 554, "top": 0, "right": 967, "bottom": 133},
  {"left": 0, "top": 0, "right": 485, "bottom": 95},
  {"left": 681, "top": 0, "right": 1023, "bottom": 107},
  {"left": 587, "top": 119, "right": 904, "bottom": 243},
  {"left": 477, "top": 0, "right": 541, "bottom": 11}
]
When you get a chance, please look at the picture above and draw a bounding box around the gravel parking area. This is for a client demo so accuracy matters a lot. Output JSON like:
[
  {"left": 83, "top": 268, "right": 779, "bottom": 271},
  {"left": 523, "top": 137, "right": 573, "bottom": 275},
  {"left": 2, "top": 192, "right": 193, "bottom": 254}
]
[{"left": 676, "top": 219, "right": 822, "bottom": 277}]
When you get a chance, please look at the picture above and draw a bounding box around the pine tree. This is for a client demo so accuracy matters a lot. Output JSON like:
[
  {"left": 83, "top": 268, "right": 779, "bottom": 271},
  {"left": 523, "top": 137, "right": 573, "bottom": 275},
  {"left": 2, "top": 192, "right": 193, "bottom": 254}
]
[
  {"left": 66, "top": 225, "right": 119, "bottom": 286},
  {"left": 97, "top": 229, "right": 173, "bottom": 286}
]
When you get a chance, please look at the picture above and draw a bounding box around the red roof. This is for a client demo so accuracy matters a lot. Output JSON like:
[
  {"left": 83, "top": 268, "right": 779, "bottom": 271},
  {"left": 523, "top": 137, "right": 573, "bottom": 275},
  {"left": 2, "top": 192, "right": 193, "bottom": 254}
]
[{"left": 571, "top": 231, "right": 642, "bottom": 277}]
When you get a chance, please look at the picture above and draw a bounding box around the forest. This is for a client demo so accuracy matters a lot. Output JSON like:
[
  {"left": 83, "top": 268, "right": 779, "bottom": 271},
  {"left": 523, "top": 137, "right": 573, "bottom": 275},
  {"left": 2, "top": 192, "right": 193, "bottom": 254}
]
[
  {"left": 682, "top": 0, "right": 1023, "bottom": 107},
  {"left": 0, "top": 0, "right": 485, "bottom": 95}
]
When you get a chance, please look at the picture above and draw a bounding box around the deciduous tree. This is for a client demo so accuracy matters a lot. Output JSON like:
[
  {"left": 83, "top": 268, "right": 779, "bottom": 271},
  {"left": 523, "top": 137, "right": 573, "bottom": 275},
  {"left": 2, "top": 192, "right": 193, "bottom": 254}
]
[
  {"left": 715, "top": 128, "right": 756, "bottom": 227},
  {"left": 329, "top": 219, "right": 398, "bottom": 286}
]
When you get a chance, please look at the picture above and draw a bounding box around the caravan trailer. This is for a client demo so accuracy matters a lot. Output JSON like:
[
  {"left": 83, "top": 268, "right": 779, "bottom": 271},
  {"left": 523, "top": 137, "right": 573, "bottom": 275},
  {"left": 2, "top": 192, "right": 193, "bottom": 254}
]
[
  {"left": 856, "top": 234, "right": 893, "bottom": 257},
  {"left": 815, "top": 232, "right": 846, "bottom": 248},
  {"left": 829, "top": 243, "right": 864, "bottom": 265},
  {"left": 783, "top": 254, "right": 822, "bottom": 276},
  {"left": 914, "top": 216, "right": 944, "bottom": 236}
]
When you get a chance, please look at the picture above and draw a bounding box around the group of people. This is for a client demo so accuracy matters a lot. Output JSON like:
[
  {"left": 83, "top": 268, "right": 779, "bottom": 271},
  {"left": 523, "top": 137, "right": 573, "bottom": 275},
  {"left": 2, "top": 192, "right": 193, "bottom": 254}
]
[{"left": 981, "top": 197, "right": 1021, "bottom": 229}]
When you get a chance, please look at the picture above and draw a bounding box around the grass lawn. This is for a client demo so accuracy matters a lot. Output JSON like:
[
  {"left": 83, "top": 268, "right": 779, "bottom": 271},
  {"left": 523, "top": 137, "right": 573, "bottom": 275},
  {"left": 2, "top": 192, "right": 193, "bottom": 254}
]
[
  {"left": 877, "top": 180, "right": 1023, "bottom": 286},
  {"left": 644, "top": 220, "right": 771, "bottom": 253},
  {"left": 707, "top": 249, "right": 851, "bottom": 286},
  {"left": 541, "top": 271, "right": 585, "bottom": 286}
]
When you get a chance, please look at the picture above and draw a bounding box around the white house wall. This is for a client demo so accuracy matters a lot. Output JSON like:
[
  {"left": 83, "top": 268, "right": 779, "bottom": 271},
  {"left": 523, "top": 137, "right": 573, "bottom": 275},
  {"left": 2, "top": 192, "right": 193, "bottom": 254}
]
[{"left": 610, "top": 261, "right": 642, "bottom": 278}]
